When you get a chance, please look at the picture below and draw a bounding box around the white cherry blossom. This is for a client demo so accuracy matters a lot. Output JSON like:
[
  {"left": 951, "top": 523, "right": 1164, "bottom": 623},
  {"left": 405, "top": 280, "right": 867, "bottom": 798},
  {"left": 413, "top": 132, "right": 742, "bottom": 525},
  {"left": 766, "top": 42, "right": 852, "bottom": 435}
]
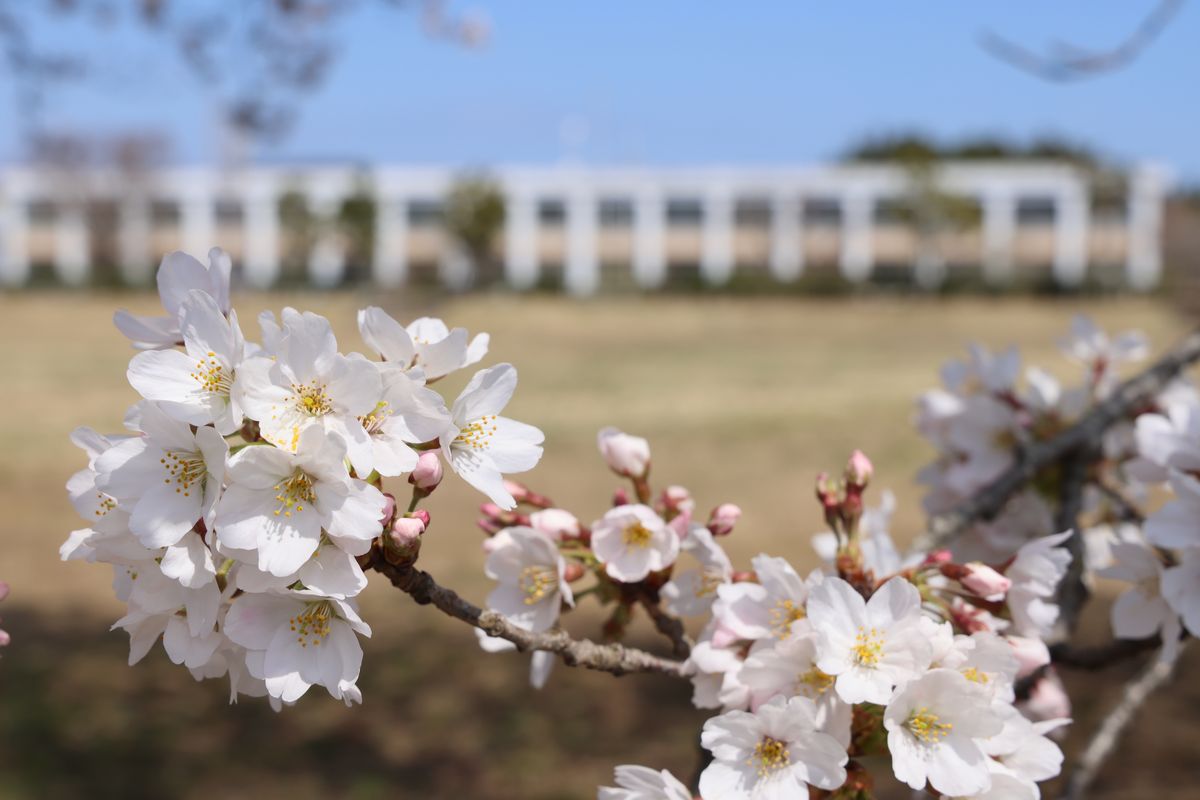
[
  {"left": 1005, "top": 531, "right": 1073, "bottom": 638},
  {"left": 127, "top": 290, "right": 246, "bottom": 434},
  {"left": 598, "top": 765, "right": 691, "bottom": 800},
  {"left": 591, "top": 504, "right": 679, "bottom": 583},
  {"left": 661, "top": 527, "right": 733, "bottom": 617},
  {"left": 214, "top": 427, "right": 387, "bottom": 577},
  {"left": 712, "top": 554, "right": 809, "bottom": 642},
  {"left": 1100, "top": 541, "right": 1183, "bottom": 660},
  {"left": 440, "top": 363, "right": 544, "bottom": 509},
  {"left": 483, "top": 527, "right": 574, "bottom": 635},
  {"left": 114, "top": 248, "right": 232, "bottom": 349},
  {"left": 699, "top": 694, "right": 848, "bottom": 799},
  {"left": 808, "top": 576, "right": 931, "bottom": 705},
  {"left": 883, "top": 668, "right": 1004, "bottom": 797}
]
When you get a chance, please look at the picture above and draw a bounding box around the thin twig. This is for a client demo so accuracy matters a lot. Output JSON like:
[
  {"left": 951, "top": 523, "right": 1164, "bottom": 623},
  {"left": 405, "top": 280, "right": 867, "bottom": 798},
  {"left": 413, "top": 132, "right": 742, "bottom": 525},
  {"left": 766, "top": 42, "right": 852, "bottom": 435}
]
[
  {"left": 980, "top": 0, "right": 1183, "bottom": 82},
  {"left": 919, "top": 328, "right": 1200, "bottom": 551},
  {"left": 1061, "top": 645, "right": 1183, "bottom": 800},
  {"left": 369, "top": 556, "right": 689, "bottom": 678},
  {"left": 1094, "top": 478, "right": 1147, "bottom": 524},
  {"left": 1050, "top": 637, "right": 1163, "bottom": 670},
  {"left": 1054, "top": 447, "right": 1092, "bottom": 636}
]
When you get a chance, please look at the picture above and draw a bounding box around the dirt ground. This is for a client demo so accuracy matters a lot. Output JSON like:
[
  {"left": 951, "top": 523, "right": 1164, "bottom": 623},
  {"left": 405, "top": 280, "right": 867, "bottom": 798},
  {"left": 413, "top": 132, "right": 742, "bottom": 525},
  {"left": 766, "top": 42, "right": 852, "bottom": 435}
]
[{"left": 1, "top": 290, "right": 1197, "bottom": 798}]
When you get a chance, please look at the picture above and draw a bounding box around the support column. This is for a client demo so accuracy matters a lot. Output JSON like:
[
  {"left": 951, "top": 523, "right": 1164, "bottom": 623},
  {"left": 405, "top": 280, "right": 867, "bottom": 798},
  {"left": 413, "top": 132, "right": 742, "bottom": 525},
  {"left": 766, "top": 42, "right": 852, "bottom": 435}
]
[
  {"left": 981, "top": 188, "right": 1017, "bottom": 285},
  {"left": 840, "top": 190, "right": 875, "bottom": 282},
  {"left": 373, "top": 195, "right": 409, "bottom": 289},
  {"left": 242, "top": 177, "right": 280, "bottom": 288},
  {"left": 1126, "top": 165, "right": 1166, "bottom": 291},
  {"left": 308, "top": 193, "right": 347, "bottom": 288},
  {"left": 55, "top": 202, "right": 90, "bottom": 286},
  {"left": 179, "top": 182, "right": 216, "bottom": 262},
  {"left": 565, "top": 183, "right": 599, "bottom": 296},
  {"left": 118, "top": 197, "right": 153, "bottom": 285},
  {"left": 632, "top": 184, "right": 666, "bottom": 289},
  {"left": 1053, "top": 182, "right": 1090, "bottom": 287},
  {"left": 769, "top": 192, "right": 803, "bottom": 282},
  {"left": 0, "top": 191, "right": 30, "bottom": 286},
  {"left": 503, "top": 188, "right": 539, "bottom": 290},
  {"left": 700, "top": 184, "right": 735, "bottom": 285}
]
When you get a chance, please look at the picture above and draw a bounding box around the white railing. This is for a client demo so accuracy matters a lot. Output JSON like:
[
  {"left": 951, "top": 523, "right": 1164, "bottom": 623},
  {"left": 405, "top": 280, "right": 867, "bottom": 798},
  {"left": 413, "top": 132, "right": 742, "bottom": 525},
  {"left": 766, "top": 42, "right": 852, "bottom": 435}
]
[{"left": 0, "top": 161, "right": 1168, "bottom": 293}]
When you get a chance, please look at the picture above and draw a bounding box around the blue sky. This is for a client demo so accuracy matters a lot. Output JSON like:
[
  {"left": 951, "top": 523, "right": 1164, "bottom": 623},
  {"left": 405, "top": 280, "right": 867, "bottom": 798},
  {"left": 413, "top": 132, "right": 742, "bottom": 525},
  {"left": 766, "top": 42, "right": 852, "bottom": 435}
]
[{"left": 5, "top": 2, "right": 1199, "bottom": 180}]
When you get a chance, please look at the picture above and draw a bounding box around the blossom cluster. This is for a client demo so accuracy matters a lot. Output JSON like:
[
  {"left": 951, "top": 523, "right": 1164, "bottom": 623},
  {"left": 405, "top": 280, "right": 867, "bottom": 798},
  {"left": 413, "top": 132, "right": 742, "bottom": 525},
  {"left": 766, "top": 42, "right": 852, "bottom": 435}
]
[
  {"left": 63, "top": 248, "right": 544, "bottom": 707},
  {"left": 492, "top": 432, "right": 1072, "bottom": 798}
]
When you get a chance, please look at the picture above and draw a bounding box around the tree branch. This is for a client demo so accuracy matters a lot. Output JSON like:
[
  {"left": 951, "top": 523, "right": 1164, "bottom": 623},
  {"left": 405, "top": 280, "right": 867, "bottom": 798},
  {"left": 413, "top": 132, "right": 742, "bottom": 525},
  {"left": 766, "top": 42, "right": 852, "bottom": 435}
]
[
  {"left": 921, "top": 328, "right": 1200, "bottom": 549},
  {"left": 980, "top": 0, "right": 1183, "bottom": 82},
  {"left": 368, "top": 556, "right": 689, "bottom": 679},
  {"left": 1054, "top": 447, "right": 1092, "bottom": 635},
  {"left": 639, "top": 596, "right": 693, "bottom": 659},
  {"left": 1060, "top": 645, "right": 1182, "bottom": 800},
  {"left": 1050, "top": 637, "right": 1163, "bottom": 670}
]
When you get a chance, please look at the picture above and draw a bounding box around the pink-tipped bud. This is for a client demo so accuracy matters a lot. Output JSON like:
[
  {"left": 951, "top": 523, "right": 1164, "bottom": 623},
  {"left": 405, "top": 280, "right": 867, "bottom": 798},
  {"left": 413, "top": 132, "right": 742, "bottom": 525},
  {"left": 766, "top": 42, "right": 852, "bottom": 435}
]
[
  {"left": 1022, "top": 670, "right": 1071, "bottom": 722},
  {"left": 529, "top": 508, "right": 580, "bottom": 542},
  {"left": 410, "top": 509, "right": 431, "bottom": 529},
  {"left": 409, "top": 451, "right": 443, "bottom": 492},
  {"left": 959, "top": 562, "right": 1011, "bottom": 602},
  {"left": 612, "top": 486, "right": 631, "bottom": 507},
  {"left": 1007, "top": 635, "right": 1051, "bottom": 678},
  {"left": 504, "top": 480, "right": 553, "bottom": 509},
  {"left": 597, "top": 426, "right": 651, "bottom": 478},
  {"left": 708, "top": 503, "right": 742, "bottom": 537},
  {"left": 379, "top": 493, "right": 397, "bottom": 528},
  {"left": 478, "top": 517, "right": 503, "bottom": 536},
  {"left": 814, "top": 472, "right": 839, "bottom": 508},
  {"left": 923, "top": 549, "right": 953, "bottom": 566},
  {"left": 844, "top": 450, "right": 873, "bottom": 489},
  {"left": 386, "top": 516, "right": 425, "bottom": 565},
  {"left": 660, "top": 485, "right": 695, "bottom": 517},
  {"left": 563, "top": 563, "right": 586, "bottom": 582},
  {"left": 731, "top": 570, "right": 756, "bottom": 583},
  {"left": 0, "top": 581, "right": 9, "bottom": 603},
  {"left": 480, "top": 503, "right": 504, "bottom": 520}
]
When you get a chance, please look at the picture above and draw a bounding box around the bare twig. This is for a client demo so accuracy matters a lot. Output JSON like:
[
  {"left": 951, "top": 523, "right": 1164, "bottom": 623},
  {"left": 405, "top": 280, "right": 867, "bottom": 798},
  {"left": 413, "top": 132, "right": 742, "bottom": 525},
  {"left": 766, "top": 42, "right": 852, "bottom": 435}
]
[
  {"left": 639, "top": 596, "right": 693, "bottom": 659},
  {"left": 1094, "top": 478, "right": 1147, "bottom": 524},
  {"left": 1050, "top": 637, "right": 1163, "bottom": 670},
  {"left": 921, "top": 328, "right": 1200, "bottom": 550},
  {"left": 980, "top": 0, "right": 1183, "bottom": 82},
  {"left": 1054, "top": 448, "right": 1092, "bottom": 635},
  {"left": 369, "top": 556, "right": 689, "bottom": 679},
  {"left": 1061, "top": 645, "right": 1183, "bottom": 800}
]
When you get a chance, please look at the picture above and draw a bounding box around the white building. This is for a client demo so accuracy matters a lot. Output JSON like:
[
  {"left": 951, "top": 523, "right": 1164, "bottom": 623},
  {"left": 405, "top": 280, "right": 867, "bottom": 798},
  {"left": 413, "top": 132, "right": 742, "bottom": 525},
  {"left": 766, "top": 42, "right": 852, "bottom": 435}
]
[{"left": 0, "top": 161, "right": 1167, "bottom": 293}]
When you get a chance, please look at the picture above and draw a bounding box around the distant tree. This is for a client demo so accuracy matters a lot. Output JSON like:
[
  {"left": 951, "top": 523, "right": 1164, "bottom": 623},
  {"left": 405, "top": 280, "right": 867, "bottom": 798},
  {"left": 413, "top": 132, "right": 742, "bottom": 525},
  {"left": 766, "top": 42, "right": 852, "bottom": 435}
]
[{"left": 443, "top": 173, "right": 506, "bottom": 287}]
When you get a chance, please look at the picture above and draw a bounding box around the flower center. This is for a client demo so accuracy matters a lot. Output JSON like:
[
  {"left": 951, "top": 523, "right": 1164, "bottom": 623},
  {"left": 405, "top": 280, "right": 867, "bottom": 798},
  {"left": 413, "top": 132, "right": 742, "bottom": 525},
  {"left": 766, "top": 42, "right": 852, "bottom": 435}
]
[
  {"left": 852, "top": 626, "right": 885, "bottom": 667},
  {"left": 453, "top": 415, "right": 498, "bottom": 451},
  {"left": 190, "top": 351, "right": 231, "bottom": 395},
  {"left": 769, "top": 599, "right": 806, "bottom": 638},
  {"left": 93, "top": 492, "right": 117, "bottom": 517},
  {"left": 962, "top": 667, "right": 989, "bottom": 684},
  {"left": 273, "top": 470, "right": 316, "bottom": 518},
  {"left": 359, "top": 400, "right": 392, "bottom": 434},
  {"left": 905, "top": 707, "right": 953, "bottom": 744},
  {"left": 696, "top": 567, "right": 726, "bottom": 598},
  {"left": 160, "top": 450, "right": 205, "bottom": 497},
  {"left": 621, "top": 522, "right": 654, "bottom": 549},
  {"left": 292, "top": 381, "right": 333, "bottom": 417},
  {"left": 795, "top": 667, "right": 835, "bottom": 698},
  {"left": 289, "top": 600, "right": 335, "bottom": 647},
  {"left": 749, "top": 736, "right": 791, "bottom": 778},
  {"left": 518, "top": 565, "right": 558, "bottom": 605}
]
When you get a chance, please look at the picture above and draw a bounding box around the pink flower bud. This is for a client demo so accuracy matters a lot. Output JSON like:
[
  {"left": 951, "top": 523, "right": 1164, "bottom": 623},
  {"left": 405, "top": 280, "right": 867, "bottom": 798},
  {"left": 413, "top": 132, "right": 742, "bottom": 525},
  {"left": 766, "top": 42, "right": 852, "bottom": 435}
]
[
  {"left": 386, "top": 516, "right": 425, "bottom": 565},
  {"left": 529, "top": 508, "right": 580, "bottom": 541},
  {"left": 612, "top": 487, "right": 631, "bottom": 506},
  {"left": 379, "top": 493, "right": 396, "bottom": 527},
  {"left": 597, "top": 426, "right": 651, "bottom": 478},
  {"left": 478, "top": 517, "right": 503, "bottom": 536},
  {"left": 660, "top": 485, "right": 695, "bottom": 517},
  {"left": 1021, "top": 670, "right": 1071, "bottom": 723},
  {"left": 959, "top": 562, "right": 1011, "bottom": 602},
  {"left": 708, "top": 503, "right": 742, "bottom": 537},
  {"left": 844, "top": 450, "right": 873, "bottom": 488},
  {"left": 410, "top": 509, "right": 431, "bottom": 528},
  {"left": 409, "top": 451, "right": 443, "bottom": 492},
  {"left": 923, "top": 549, "right": 953, "bottom": 566},
  {"left": 563, "top": 563, "right": 586, "bottom": 582},
  {"left": 1007, "top": 635, "right": 1051, "bottom": 678},
  {"left": 480, "top": 503, "right": 504, "bottom": 520},
  {"left": 0, "top": 582, "right": 9, "bottom": 603}
]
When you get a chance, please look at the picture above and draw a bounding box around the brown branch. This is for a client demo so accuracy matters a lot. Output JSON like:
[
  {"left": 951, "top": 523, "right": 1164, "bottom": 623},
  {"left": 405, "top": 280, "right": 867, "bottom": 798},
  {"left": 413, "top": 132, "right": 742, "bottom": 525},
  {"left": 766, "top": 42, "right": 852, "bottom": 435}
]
[
  {"left": 980, "top": 0, "right": 1183, "bottom": 82},
  {"left": 1061, "top": 645, "right": 1183, "bottom": 800},
  {"left": 1054, "top": 447, "right": 1092, "bottom": 635},
  {"left": 1049, "top": 636, "right": 1163, "bottom": 670},
  {"left": 638, "top": 596, "right": 693, "bottom": 659},
  {"left": 922, "top": 328, "right": 1200, "bottom": 549},
  {"left": 368, "top": 556, "right": 689, "bottom": 679}
]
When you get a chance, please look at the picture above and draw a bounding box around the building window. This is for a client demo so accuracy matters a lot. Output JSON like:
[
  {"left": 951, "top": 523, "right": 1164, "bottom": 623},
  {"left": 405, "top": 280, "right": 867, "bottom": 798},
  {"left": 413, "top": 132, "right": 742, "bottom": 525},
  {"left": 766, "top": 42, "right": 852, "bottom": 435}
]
[
  {"left": 408, "top": 201, "right": 444, "bottom": 226},
  {"left": 599, "top": 198, "right": 633, "bottom": 227},
  {"left": 735, "top": 198, "right": 771, "bottom": 227},
  {"left": 803, "top": 198, "right": 842, "bottom": 226},
  {"left": 1016, "top": 197, "right": 1056, "bottom": 225},
  {"left": 215, "top": 199, "right": 243, "bottom": 225},
  {"left": 666, "top": 198, "right": 703, "bottom": 226},
  {"left": 538, "top": 199, "right": 566, "bottom": 226}
]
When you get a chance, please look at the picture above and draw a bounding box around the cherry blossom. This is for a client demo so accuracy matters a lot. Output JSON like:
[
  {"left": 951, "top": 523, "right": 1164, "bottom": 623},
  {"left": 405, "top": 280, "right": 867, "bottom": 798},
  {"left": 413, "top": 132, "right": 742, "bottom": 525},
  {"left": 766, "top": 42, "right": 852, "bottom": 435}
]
[
  {"left": 591, "top": 504, "right": 679, "bottom": 583},
  {"left": 114, "top": 248, "right": 232, "bottom": 349},
  {"left": 598, "top": 765, "right": 692, "bottom": 800}
]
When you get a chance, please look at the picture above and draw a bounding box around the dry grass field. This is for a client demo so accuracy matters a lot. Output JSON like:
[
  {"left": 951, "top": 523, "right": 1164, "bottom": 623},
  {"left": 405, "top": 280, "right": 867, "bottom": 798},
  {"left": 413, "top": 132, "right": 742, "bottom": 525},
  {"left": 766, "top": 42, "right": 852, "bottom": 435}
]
[{"left": 1, "top": 290, "right": 1198, "bottom": 799}]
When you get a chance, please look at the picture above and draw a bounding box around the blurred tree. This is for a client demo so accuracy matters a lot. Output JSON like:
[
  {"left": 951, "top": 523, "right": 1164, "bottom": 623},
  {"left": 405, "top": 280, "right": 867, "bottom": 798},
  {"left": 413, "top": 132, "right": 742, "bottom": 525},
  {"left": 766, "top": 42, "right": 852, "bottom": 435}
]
[
  {"left": 0, "top": 0, "right": 489, "bottom": 147},
  {"left": 443, "top": 173, "right": 505, "bottom": 287}
]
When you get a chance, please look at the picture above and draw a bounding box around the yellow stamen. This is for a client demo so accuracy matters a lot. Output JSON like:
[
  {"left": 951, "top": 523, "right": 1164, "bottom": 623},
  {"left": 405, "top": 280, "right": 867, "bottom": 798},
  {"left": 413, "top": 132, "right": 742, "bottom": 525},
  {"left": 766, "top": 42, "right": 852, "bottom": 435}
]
[
  {"left": 621, "top": 522, "right": 653, "bottom": 549},
  {"left": 518, "top": 565, "right": 557, "bottom": 605},
  {"left": 748, "top": 736, "right": 791, "bottom": 778},
  {"left": 906, "top": 707, "right": 953, "bottom": 744},
  {"left": 852, "top": 626, "right": 884, "bottom": 667}
]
